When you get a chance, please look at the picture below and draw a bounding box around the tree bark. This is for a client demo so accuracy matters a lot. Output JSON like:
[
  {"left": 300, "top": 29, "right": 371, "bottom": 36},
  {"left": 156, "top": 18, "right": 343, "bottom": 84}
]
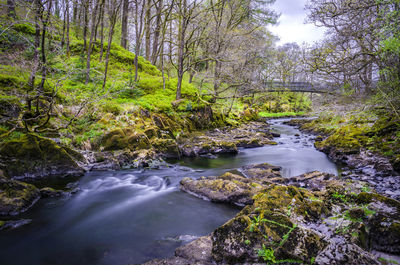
[
  {"left": 28, "top": 0, "right": 42, "bottom": 92},
  {"left": 7, "top": 0, "right": 16, "bottom": 18},
  {"left": 99, "top": 0, "right": 105, "bottom": 61},
  {"left": 120, "top": 0, "right": 129, "bottom": 49},
  {"left": 151, "top": 0, "right": 163, "bottom": 65},
  {"left": 176, "top": 0, "right": 186, "bottom": 100},
  {"left": 65, "top": 0, "right": 70, "bottom": 57},
  {"left": 102, "top": 0, "right": 121, "bottom": 89},
  {"left": 85, "top": 0, "right": 99, "bottom": 84},
  {"left": 144, "top": 0, "right": 152, "bottom": 60},
  {"left": 82, "top": 0, "right": 89, "bottom": 52},
  {"left": 134, "top": 0, "right": 145, "bottom": 82}
]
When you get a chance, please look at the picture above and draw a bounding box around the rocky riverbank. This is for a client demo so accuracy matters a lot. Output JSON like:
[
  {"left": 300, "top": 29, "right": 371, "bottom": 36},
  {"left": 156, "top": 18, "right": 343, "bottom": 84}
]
[
  {"left": 285, "top": 118, "right": 400, "bottom": 200},
  {"left": 145, "top": 163, "right": 400, "bottom": 265}
]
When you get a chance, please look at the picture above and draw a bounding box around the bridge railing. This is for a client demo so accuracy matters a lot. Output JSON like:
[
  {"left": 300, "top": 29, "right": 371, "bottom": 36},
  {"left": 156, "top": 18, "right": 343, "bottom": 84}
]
[{"left": 264, "top": 81, "right": 332, "bottom": 93}]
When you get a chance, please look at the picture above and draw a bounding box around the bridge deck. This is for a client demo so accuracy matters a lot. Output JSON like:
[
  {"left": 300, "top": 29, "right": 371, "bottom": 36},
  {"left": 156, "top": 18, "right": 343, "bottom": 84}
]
[{"left": 263, "top": 81, "right": 333, "bottom": 94}]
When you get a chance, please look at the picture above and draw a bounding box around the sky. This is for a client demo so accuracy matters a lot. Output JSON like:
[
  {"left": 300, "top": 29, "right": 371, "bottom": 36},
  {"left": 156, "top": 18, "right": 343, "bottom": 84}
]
[{"left": 267, "top": 0, "right": 326, "bottom": 46}]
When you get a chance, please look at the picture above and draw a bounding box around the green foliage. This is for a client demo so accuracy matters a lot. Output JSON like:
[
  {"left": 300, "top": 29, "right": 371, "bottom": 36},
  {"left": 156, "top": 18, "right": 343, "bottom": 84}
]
[
  {"left": 69, "top": 40, "right": 161, "bottom": 76},
  {"left": 331, "top": 191, "right": 347, "bottom": 203},
  {"left": 361, "top": 185, "right": 371, "bottom": 193},
  {"left": 257, "top": 92, "right": 312, "bottom": 114},
  {"left": 257, "top": 244, "right": 276, "bottom": 263}
]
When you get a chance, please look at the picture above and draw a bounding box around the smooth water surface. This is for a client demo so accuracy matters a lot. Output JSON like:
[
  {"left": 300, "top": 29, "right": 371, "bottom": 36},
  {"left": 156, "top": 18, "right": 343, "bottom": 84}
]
[{"left": 0, "top": 118, "right": 337, "bottom": 265}]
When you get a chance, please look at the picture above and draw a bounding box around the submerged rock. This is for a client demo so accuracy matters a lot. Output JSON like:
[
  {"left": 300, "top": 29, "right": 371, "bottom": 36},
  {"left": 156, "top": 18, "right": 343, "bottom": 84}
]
[
  {"left": 0, "top": 219, "right": 32, "bottom": 231},
  {"left": 142, "top": 236, "right": 214, "bottom": 265}
]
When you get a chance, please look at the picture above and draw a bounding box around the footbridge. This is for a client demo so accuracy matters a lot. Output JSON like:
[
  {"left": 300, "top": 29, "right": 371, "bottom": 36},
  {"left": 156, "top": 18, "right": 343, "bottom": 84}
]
[{"left": 263, "top": 81, "right": 335, "bottom": 94}]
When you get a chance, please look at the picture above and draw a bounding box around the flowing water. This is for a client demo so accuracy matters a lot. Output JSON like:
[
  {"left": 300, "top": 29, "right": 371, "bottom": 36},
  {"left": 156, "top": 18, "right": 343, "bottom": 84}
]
[{"left": 0, "top": 118, "right": 338, "bottom": 265}]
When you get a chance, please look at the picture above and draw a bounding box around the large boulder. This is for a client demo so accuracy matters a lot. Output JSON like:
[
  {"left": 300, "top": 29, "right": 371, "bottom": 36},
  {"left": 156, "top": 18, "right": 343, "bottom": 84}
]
[
  {"left": 0, "top": 134, "right": 84, "bottom": 180},
  {"left": 180, "top": 172, "right": 264, "bottom": 206},
  {"left": 142, "top": 236, "right": 214, "bottom": 265},
  {"left": 0, "top": 172, "right": 40, "bottom": 215},
  {"left": 211, "top": 184, "right": 329, "bottom": 264},
  {"left": 356, "top": 192, "right": 400, "bottom": 254}
]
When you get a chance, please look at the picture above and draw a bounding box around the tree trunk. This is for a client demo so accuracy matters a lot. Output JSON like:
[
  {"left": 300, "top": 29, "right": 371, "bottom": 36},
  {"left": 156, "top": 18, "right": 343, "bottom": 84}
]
[
  {"left": 28, "top": 0, "right": 41, "bottom": 92},
  {"left": 213, "top": 60, "right": 221, "bottom": 99},
  {"left": 55, "top": 0, "right": 60, "bottom": 17},
  {"left": 103, "top": 25, "right": 115, "bottom": 89},
  {"left": 85, "top": 0, "right": 99, "bottom": 84},
  {"left": 134, "top": 0, "right": 145, "bottom": 82},
  {"left": 189, "top": 70, "right": 194, "bottom": 83},
  {"left": 66, "top": 0, "right": 70, "bottom": 57},
  {"left": 151, "top": 0, "right": 162, "bottom": 65},
  {"left": 99, "top": 1, "right": 105, "bottom": 61},
  {"left": 144, "top": 0, "right": 152, "bottom": 60},
  {"left": 61, "top": 3, "right": 66, "bottom": 49},
  {"left": 82, "top": 0, "right": 89, "bottom": 52},
  {"left": 120, "top": 0, "right": 129, "bottom": 49},
  {"left": 7, "top": 0, "right": 16, "bottom": 18},
  {"left": 102, "top": 0, "right": 121, "bottom": 89},
  {"left": 176, "top": 5, "right": 185, "bottom": 100},
  {"left": 73, "top": 0, "right": 78, "bottom": 22}
]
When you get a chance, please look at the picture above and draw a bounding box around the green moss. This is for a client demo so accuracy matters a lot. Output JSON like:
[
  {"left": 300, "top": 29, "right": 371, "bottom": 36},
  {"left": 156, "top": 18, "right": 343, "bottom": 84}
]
[
  {"left": 0, "top": 74, "right": 23, "bottom": 88},
  {"left": 13, "top": 23, "right": 36, "bottom": 35},
  {"left": 0, "top": 176, "right": 40, "bottom": 215},
  {"left": 0, "top": 134, "right": 81, "bottom": 178},
  {"left": 356, "top": 192, "right": 400, "bottom": 212},
  {"left": 315, "top": 124, "right": 369, "bottom": 154},
  {"left": 101, "top": 101, "right": 125, "bottom": 115}
]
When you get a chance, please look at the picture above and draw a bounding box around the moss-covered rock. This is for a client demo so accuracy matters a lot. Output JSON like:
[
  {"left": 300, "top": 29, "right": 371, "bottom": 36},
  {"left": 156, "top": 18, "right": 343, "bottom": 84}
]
[
  {"left": 211, "top": 184, "right": 329, "bottom": 263},
  {"left": 356, "top": 192, "right": 400, "bottom": 254},
  {"left": 180, "top": 172, "right": 262, "bottom": 206},
  {"left": 100, "top": 128, "right": 151, "bottom": 151},
  {"left": 150, "top": 138, "right": 180, "bottom": 158},
  {"left": 314, "top": 124, "right": 369, "bottom": 155},
  {"left": 0, "top": 174, "right": 40, "bottom": 215},
  {"left": 0, "top": 134, "right": 84, "bottom": 180}
]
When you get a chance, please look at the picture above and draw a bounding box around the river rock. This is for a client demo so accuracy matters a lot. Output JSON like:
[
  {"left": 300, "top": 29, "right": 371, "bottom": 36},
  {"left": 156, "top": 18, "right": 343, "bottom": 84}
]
[
  {"left": 40, "top": 187, "right": 66, "bottom": 198},
  {"left": 0, "top": 173, "right": 40, "bottom": 216},
  {"left": 174, "top": 236, "right": 213, "bottom": 263},
  {"left": 315, "top": 238, "right": 380, "bottom": 265},
  {"left": 240, "top": 163, "right": 283, "bottom": 182},
  {"left": 212, "top": 184, "right": 329, "bottom": 263},
  {"left": 356, "top": 192, "right": 400, "bottom": 254},
  {"left": 0, "top": 219, "right": 32, "bottom": 231},
  {"left": 180, "top": 172, "right": 264, "bottom": 206},
  {"left": 178, "top": 122, "right": 276, "bottom": 158},
  {"left": 179, "top": 163, "right": 286, "bottom": 206},
  {"left": 0, "top": 134, "right": 85, "bottom": 180}
]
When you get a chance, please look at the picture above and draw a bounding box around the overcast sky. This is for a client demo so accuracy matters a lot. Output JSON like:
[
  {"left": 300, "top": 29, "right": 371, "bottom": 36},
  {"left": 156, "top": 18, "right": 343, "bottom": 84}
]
[{"left": 267, "top": 0, "right": 326, "bottom": 46}]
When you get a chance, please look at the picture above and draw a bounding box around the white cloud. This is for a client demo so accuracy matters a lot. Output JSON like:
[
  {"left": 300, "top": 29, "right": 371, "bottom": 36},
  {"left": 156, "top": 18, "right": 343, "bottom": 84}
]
[{"left": 267, "top": 0, "right": 326, "bottom": 46}]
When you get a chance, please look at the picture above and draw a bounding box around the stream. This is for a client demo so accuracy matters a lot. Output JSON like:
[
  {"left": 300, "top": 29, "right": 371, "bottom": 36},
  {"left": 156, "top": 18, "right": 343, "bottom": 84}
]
[{"left": 0, "top": 118, "right": 338, "bottom": 265}]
